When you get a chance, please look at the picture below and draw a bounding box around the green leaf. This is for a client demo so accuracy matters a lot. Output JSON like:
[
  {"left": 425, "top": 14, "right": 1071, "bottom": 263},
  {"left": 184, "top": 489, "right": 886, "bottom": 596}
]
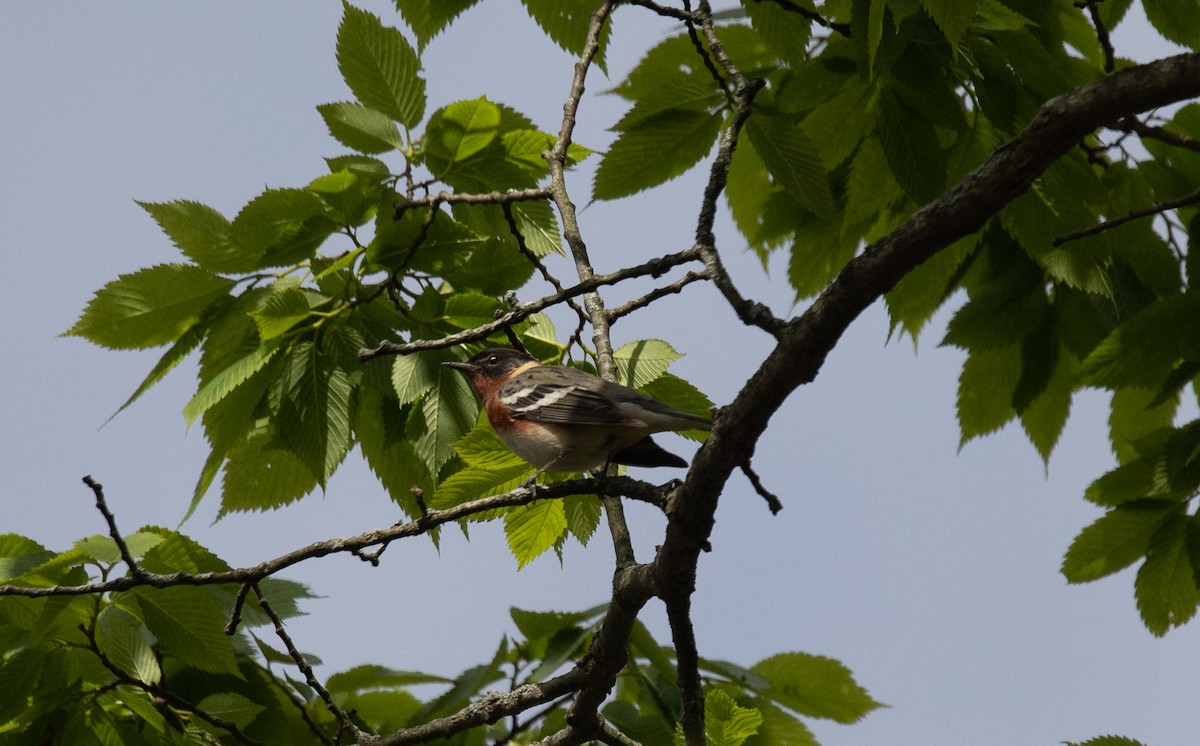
[
  {"left": 511, "top": 200, "right": 563, "bottom": 256},
  {"left": 799, "top": 78, "right": 875, "bottom": 171},
  {"left": 505, "top": 500, "right": 567, "bottom": 568},
  {"left": 519, "top": 0, "right": 611, "bottom": 71},
  {"left": 564, "top": 493, "right": 602, "bottom": 544},
  {"left": 510, "top": 605, "right": 604, "bottom": 641},
  {"left": 1135, "top": 514, "right": 1199, "bottom": 635},
  {"left": 593, "top": 108, "right": 724, "bottom": 201},
  {"left": 356, "top": 385, "right": 433, "bottom": 514},
  {"left": 614, "top": 339, "right": 682, "bottom": 388},
  {"left": 338, "top": 4, "right": 426, "bottom": 127},
  {"left": 878, "top": 86, "right": 946, "bottom": 203},
  {"left": 1082, "top": 294, "right": 1200, "bottom": 389},
  {"left": 96, "top": 606, "right": 161, "bottom": 686},
  {"left": 414, "top": 363, "right": 479, "bottom": 475},
  {"left": 273, "top": 342, "right": 354, "bottom": 485},
  {"left": 317, "top": 101, "right": 405, "bottom": 153},
  {"left": 107, "top": 321, "right": 207, "bottom": 423},
  {"left": 249, "top": 286, "right": 328, "bottom": 340},
  {"left": 327, "top": 664, "right": 449, "bottom": 694},
  {"left": 196, "top": 693, "right": 266, "bottom": 730},
  {"left": 751, "top": 652, "right": 881, "bottom": 723},
  {"left": 395, "top": 0, "right": 482, "bottom": 50},
  {"left": 921, "top": 0, "right": 979, "bottom": 46},
  {"left": 744, "top": 0, "right": 811, "bottom": 63},
  {"left": 1109, "top": 387, "right": 1178, "bottom": 465},
  {"left": 843, "top": 136, "right": 905, "bottom": 235},
  {"left": 698, "top": 689, "right": 763, "bottom": 746},
  {"left": 183, "top": 342, "right": 281, "bottom": 424},
  {"left": 956, "top": 345, "right": 1021, "bottom": 446},
  {"left": 886, "top": 232, "right": 978, "bottom": 339},
  {"left": 1061, "top": 500, "right": 1181, "bottom": 583},
  {"left": 65, "top": 264, "right": 233, "bottom": 350},
  {"left": 423, "top": 98, "right": 501, "bottom": 175},
  {"left": 1018, "top": 345, "right": 1076, "bottom": 464},
  {"left": 220, "top": 427, "right": 320, "bottom": 513},
  {"left": 138, "top": 200, "right": 248, "bottom": 273},
  {"left": 0, "top": 649, "right": 42, "bottom": 722},
  {"left": 745, "top": 114, "right": 834, "bottom": 219},
  {"left": 1143, "top": 0, "right": 1200, "bottom": 50},
  {"left": 231, "top": 187, "right": 332, "bottom": 268},
  {"left": 125, "top": 586, "right": 240, "bottom": 675}
]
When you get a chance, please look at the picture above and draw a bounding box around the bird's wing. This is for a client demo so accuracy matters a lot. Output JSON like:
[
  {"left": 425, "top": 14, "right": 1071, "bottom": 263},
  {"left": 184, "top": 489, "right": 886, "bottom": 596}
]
[{"left": 497, "top": 368, "right": 628, "bottom": 425}]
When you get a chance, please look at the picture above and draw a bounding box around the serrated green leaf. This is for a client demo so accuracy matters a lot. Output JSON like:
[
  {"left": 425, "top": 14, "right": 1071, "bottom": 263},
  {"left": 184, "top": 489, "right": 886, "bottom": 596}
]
[
  {"left": 744, "top": 0, "right": 811, "bottom": 63},
  {"left": 511, "top": 200, "right": 563, "bottom": 256},
  {"left": 220, "top": 427, "right": 320, "bottom": 513},
  {"left": 745, "top": 114, "right": 833, "bottom": 219},
  {"left": 1109, "top": 387, "right": 1179, "bottom": 465},
  {"left": 273, "top": 343, "right": 354, "bottom": 485},
  {"left": 1086, "top": 458, "right": 1160, "bottom": 507},
  {"left": 751, "top": 652, "right": 881, "bottom": 723},
  {"left": 415, "top": 365, "right": 478, "bottom": 475},
  {"left": 563, "top": 493, "right": 601, "bottom": 544},
  {"left": 593, "top": 108, "right": 724, "bottom": 201},
  {"left": 107, "top": 321, "right": 207, "bottom": 423},
  {"left": 1018, "top": 344, "right": 1076, "bottom": 464},
  {"left": 878, "top": 87, "right": 946, "bottom": 203},
  {"left": 249, "top": 286, "right": 328, "bottom": 341},
  {"left": 137, "top": 200, "right": 248, "bottom": 273},
  {"left": 698, "top": 689, "right": 763, "bottom": 746},
  {"left": 1144, "top": 0, "right": 1200, "bottom": 49},
  {"left": 317, "top": 101, "right": 405, "bottom": 153},
  {"left": 423, "top": 98, "right": 500, "bottom": 175},
  {"left": 956, "top": 345, "right": 1021, "bottom": 445},
  {"left": 125, "top": 586, "right": 240, "bottom": 675},
  {"left": 885, "top": 232, "right": 978, "bottom": 340},
  {"left": 1061, "top": 500, "right": 1181, "bottom": 583},
  {"left": 65, "top": 264, "right": 233, "bottom": 350},
  {"left": 1064, "top": 737, "right": 1147, "bottom": 746},
  {"left": 639, "top": 373, "right": 714, "bottom": 441},
  {"left": 505, "top": 500, "right": 567, "bottom": 568},
  {"left": 510, "top": 605, "right": 605, "bottom": 641},
  {"left": 433, "top": 462, "right": 533, "bottom": 510},
  {"left": 614, "top": 339, "right": 682, "bottom": 388},
  {"left": 184, "top": 343, "right": 280, "bottom": 424},
  {"left": 327, "top": 664, "right": 449, "bottom": 695},
  {"left": 97, "top": 606, "right": 160, "bottom": 686},
  {"left": 0, "top": 649, "right": 42, "bottom": 722},
  {"left": 231, "top": 187, "right": 332, "bottom": 268},
  {"left": 1135, "top": 514, "right": 1199, "bottom": 635},
  {"left": 788, "top": 214, "right": 856, "bottom": 299},
  {"left": 196, "top": 693, "right": 266, "bottom": 730},
  {"left": 356, "top": 385, "right": 433, "bottom": 514},
  {"left": 338, "top": 4, "right": 426, "bottom": 127},
  {"left": 1083, "top": 294, "right": 1200, "bottom": 389},
  {"left": 395, "top": 0, "right": 482, "bottom": 50},
  {"left": 798, "top": 78, "right": 874, "bottom": 171},
  {"left": 843, "top": 136, "right": 905, "bottom": 234},
  {"left": 921, "top": 0, "right": 979, "bottom": 46},
  {"left": 519, "top": 0, "right": 611, "bottom": 71}
]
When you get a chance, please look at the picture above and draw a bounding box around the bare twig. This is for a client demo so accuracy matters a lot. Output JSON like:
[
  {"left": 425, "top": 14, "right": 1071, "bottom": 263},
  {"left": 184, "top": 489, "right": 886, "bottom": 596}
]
[
  {"left": 502, "top": 201, "right": 590, "bottom": 332},
  {"left": 1113, "top": 115, "right": 1200, "bottom": 152},
  {"left": 1052, "top": 188, "right": 1200, "bottom": 246},
  {"left": 753, "top": 0, "right": 852, "bottom": 37},
  {"left": 79, "top": 621, "right": 257, "bottom": 744},
  {"left": 357, "top": 248, "right": 703, "bottom": 361},
  {"left": 252, "top": 584, "right": 361, "bottom": 737},
  {"left": 664, "top": 595, "right": 704, "bottom": 746},
  {"left": 0, "top": 477, "right": 667, "bottom": 598},
  {"left": 82, "top": 475, "right": 145, "bottom": 579},
  {"left": 225, "top": 582, "right": 254, "bottom": 634},
  {"left": 740, "top": 460, "right": 783, "bottom": 514},
  {"left": 394, "top": 187, "right": 551, "bottom": 212},
  {"left": 1079, "top": 1, "right": 1115, "bottom": 73},
  {"left": 605, "top": 270, "right": 711, "bottom": 323}
]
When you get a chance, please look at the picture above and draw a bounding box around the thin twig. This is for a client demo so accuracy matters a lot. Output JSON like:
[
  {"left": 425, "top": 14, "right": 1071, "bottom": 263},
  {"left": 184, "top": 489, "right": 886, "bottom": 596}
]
[
  {"left": 253, "top": 583, "right": 362, "bottom": 737},
  {"left": 740, "top": 460, "right": 783, "bottom": 514},
  {"left": 357, "top": 248, "right": 703, "bottom": 361},
  {"left": 225, "top": 582, "right": 254, "bottom": 634},
  {"left": 79, "top": 622, "right": 258, "bottom": 744},
  {"left": 753, "top": 0, "right": 852, "bottom": 37},
  {"left": 664, "top": 595, "right": 704, "bottom": 746},
  {"left": 82, "top": 475, "right": 145, "bottom": 579},
  {"left": 1114, "top": 116, "right": 1200, "bottom": 152},
  {"left": 1052, "top": 188, "right": 1200, "bottom": 246},
  {"left": 1079, "top": 1, "right": 1115, "bottom": 73},
  {"left": 1, "top": 477, "right": 668, "bottom": 599},
  {"left": 606, "top": 270, "right": 712, "bottom": 323},
  {"left": 502, "top": 202, "right": 590, "bottom": 331}
]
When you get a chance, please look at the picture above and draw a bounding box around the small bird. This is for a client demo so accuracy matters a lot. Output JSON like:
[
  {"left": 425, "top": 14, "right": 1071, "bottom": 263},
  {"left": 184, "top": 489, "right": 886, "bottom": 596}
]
[{"left": 443, "top": 347, "right": 710, "bottom": 476}]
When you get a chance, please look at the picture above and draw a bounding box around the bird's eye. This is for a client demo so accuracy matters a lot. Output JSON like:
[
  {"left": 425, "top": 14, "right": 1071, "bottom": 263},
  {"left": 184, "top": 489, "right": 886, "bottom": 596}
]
[{"left": 487, "top": 355, "right": 499, "bottom": 366}]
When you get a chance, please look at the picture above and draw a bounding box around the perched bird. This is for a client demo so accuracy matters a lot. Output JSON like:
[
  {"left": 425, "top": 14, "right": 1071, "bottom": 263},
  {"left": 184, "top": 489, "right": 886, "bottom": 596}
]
[{"left": 443, "top": 347, "right": 710, "bottom": 476}]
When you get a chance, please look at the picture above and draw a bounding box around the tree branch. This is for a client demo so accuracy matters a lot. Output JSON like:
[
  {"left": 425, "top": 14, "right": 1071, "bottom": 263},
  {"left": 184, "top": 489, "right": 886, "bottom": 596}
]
[
  {"left": 0, "top": 477, "right": 666, "bottom": 598},
  {"left": 1052, "top": 188, "right": 1200, "bottom": 246}
]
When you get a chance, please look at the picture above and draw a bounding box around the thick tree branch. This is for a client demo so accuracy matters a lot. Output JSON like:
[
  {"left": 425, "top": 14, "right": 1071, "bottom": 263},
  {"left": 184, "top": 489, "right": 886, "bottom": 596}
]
[{"left": 657, "top": 52, "right": 1200, "bottom": 640}]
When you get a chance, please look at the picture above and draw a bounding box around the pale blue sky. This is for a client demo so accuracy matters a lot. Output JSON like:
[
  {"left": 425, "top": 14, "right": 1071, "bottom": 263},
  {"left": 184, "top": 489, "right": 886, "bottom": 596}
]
[{"left": 2, "top": 3, "right": 1197, "bottom": 744}]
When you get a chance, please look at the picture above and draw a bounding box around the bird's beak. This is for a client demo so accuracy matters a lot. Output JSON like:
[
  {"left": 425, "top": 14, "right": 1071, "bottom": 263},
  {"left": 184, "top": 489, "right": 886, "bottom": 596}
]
[{"left": 442, "top": 361, "right": 477, "bottom": 373}]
